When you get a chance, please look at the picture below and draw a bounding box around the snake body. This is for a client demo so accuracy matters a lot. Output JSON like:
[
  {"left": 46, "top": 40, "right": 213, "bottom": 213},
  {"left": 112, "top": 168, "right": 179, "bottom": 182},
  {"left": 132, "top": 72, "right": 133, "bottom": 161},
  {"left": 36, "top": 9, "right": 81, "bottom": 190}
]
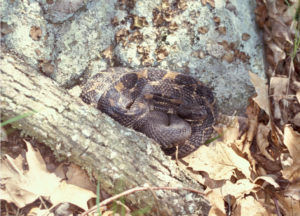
[{"left": 80, "top": 67, "right": 217, "bottom": 158}]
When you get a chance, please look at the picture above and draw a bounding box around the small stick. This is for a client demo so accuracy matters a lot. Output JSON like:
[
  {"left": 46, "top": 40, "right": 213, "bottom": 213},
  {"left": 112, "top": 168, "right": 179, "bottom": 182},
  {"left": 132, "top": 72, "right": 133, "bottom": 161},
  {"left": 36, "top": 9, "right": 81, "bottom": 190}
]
[
  {"left": 81, "top": 186, "right": 205, "bottom": 215},
  {"left": 175, "top": 145, "right": 179, "bottom": 165}
]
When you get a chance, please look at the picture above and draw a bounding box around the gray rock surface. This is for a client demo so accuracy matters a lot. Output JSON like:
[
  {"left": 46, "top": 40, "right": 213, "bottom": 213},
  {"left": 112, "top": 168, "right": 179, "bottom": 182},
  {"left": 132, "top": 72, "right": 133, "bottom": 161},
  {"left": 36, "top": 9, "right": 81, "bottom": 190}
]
[{"left": 1, "top": 0, "right": 265, "bottom": 113}]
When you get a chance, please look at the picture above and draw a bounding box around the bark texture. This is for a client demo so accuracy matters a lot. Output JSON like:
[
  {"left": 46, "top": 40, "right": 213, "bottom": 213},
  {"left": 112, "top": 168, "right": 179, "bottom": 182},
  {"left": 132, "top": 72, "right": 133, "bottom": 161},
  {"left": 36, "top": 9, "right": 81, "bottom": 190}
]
[{"left": 0, "top": 49, "right": 210, "bottom": 215}]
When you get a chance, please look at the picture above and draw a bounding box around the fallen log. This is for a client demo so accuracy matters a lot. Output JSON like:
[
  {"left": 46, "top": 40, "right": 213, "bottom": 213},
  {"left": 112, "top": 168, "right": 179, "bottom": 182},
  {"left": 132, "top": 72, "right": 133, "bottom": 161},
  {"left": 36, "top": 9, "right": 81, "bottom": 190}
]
[{"left": 0, "top": 49, "right": 210, "bottom": 215}]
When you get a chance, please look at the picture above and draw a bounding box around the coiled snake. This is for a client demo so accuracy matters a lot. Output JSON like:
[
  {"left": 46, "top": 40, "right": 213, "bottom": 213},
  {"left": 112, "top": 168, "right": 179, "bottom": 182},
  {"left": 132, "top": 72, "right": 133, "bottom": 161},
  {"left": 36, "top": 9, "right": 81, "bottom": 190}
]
[{"left": 80, "top": 67, "right": 217, "bottom": 158}]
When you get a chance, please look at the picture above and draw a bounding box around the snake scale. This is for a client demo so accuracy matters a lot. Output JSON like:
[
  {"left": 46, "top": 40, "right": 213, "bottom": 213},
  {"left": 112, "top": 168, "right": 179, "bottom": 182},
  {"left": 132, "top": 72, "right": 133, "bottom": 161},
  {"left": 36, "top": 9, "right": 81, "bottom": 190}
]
[{"left": 80, "top": 67, "right": 217, "bottom": 158}]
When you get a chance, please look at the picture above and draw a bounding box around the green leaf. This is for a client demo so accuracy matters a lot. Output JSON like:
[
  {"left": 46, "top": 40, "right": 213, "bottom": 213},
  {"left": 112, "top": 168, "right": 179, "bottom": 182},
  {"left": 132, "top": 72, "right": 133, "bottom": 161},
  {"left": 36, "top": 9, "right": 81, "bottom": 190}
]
[
  {"left": 97, "top": 180, "right": 101, "bottom": 216},
  {"left": 1, "top": 111, "right": 37, "bottom": 127}
]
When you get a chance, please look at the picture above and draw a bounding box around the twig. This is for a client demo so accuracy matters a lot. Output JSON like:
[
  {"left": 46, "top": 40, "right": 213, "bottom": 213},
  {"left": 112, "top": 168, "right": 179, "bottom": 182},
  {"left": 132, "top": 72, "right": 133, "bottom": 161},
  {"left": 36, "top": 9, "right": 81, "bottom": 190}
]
[
  {"left": 81, "top": 186, "right": 205, "bottom": 216},
  {"left": 148, "top": 187, "right": 161, "bottom": 216},
  {"left": 115, "top": 200, "right": 131, "bottom": 214},
  {"left": 175, "top": 145, "right": 179, "bottom": 165},
  {"left": 38, "top": 196, "right": 49, "bottom": 210},
  {"left": 272, "top": 197, "right": 282, "bottom": 216}
]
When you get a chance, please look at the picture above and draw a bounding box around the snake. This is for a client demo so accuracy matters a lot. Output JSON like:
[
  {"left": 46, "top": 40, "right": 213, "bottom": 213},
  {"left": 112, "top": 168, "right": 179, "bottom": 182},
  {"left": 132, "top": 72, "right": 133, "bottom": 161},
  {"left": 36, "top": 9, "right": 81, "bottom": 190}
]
[{"left": 80, "top": 67, "right": 217, "bottom": 158}]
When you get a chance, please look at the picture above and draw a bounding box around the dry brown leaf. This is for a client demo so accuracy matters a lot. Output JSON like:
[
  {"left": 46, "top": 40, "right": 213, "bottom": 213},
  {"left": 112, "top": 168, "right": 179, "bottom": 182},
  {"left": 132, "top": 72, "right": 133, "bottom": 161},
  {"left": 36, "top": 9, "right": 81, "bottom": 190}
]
[
  {"left": 293, "top": 112, "right": 300, "bottom": 127},
  {"left": 254, "top": 175, "right": 280, "bottom": 189},
  {"left": 0, "top": 144, "right": 61, "bottom": 208},
  {"left": 50, "top": 181, "right": 95, "bottom": 210},
  {"left": 102, "top": 45, "right": 114, "bottom": 60},
  {"left": 268, "top": 42, "right": 286, "bottom": 66},
  {"left": 54, "top": 203, "right": 73, "bottom": 216},
  {"left": 283, "top": 125, "right": 300, "bottom": 162},
  {"left": 284, "top": 0, "right": 300, "bottom": 23},
  {"left": 293, "top": 80, "right": 300, "bottom": 91},
  {"left": 215, "top": 116, "right": 246, "bottom": 144},
  {"left": 284, "top": 181, "right": 300, "bottom": 201},
  {"left": 271, "top": 21, "right": 292, "bottom": 44},
  {"left": 246, "top": 118, "right": 258, "bottom": 144},
  {"left": 0, "top": 141, "right": 96, "bottom": 210},
  {"left": 177, "top": 161, "right": 211, "bottom": 186},
  {"left": 282, "top": 165, "right": 300, "bottom": 183},
  {"left": 277, "top": 194, "right": 300, "bottom": 216},
  {"left": 214, "top": 115, "right": 250, "bottom": 159},
  {"left": 55, "top": 163, "right": 96, "bottom": 192},
  {"left": 280, "top": 152, "right": 293, "bottom": 169},
  {"left": 256, "top": 123, "right": 274, "bottom": 161},
  {"left": 205, "top": 189, "right": 226, "bottom": 216},
  {"left": 232, "top": 195, "right": 275, "bottom": 216},
  {"left": 282, "top": 126, "right": 300, "bottom": 183},
  {"left": 187, "top": 142, "right": 252, "bottom": 180},
  {"left": 249, "top": 71, "right": 270, "bottom": 116},
  {"left": 66, "top": 164, "right": 96, "bottom": 191},
  {"left": 270, "top": 77, "right": 289, "bottom": 102},
  {"left": 221, "top": 179, "right": 258, "bottom": 198},
  {"left": 244, "top": 101, "right": 260, "bottom": 172},
  {"left": 102, "top": 210, "right": 117, "bottom": 216},
  {"left": 296, "top": 90, "right": 300, "bottom": 104},
  {"left": 265, "top": 0, "right": 278, "bottom": 16},
  {"left": 201, "top": 0, "right": 215, "bottom": 8},
  {"left": 1, "top": 155, "right": 38, "bottom": 208},
  {"left": 270, "top": 77, "right": 291, "bottom": 121},
  {"left": 27, "top": 207, "right": 51, "bottom": 216}
]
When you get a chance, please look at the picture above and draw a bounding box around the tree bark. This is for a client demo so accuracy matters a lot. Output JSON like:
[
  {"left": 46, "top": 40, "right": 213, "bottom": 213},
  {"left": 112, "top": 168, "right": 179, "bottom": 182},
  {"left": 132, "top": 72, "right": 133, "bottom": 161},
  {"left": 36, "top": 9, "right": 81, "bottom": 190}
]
[{"left": 0, "top": 49, "right": 210, "bottom": 215}]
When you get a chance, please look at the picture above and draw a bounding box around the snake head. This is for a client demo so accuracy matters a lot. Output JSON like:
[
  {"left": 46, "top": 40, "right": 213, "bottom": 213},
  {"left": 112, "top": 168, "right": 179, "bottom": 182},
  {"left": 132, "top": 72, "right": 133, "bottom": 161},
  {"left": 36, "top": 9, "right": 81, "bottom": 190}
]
[{"left": 177, "top": 104, "right": 208, "bottom": 121}]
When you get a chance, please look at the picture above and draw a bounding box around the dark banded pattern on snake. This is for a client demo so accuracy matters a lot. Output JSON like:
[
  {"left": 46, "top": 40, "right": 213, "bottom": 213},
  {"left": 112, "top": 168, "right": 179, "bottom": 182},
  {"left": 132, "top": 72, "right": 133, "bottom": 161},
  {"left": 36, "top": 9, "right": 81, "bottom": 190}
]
[{"left": 80, "top": 67, "right": 217, "bottom": 158}]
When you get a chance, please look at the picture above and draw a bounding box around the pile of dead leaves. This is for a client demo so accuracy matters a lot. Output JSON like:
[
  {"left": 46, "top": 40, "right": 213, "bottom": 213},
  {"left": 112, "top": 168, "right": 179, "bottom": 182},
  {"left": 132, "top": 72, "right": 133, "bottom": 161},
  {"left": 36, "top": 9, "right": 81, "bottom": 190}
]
[
  {"left": 1, "top": 140, "right": 97, "bottom": 215},
  {"left": 1, "top": 0, "right": 299, "bottom": 215},
  {"left": 180, "top": 0, "right": 300, "bottom": 215}
]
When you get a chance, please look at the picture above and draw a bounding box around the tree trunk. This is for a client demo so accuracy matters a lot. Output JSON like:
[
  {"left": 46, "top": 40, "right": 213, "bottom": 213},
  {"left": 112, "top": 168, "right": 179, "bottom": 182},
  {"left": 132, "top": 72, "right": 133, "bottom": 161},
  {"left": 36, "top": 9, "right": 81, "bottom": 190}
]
[{"left": 0, "top": 48, "right": 210, "bottom": 215}]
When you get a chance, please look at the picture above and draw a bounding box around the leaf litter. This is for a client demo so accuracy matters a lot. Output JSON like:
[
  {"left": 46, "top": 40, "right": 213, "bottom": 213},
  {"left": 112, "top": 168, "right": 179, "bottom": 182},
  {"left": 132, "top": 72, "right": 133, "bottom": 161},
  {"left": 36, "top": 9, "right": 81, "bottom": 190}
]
[
  {"left": 180, "top": 0, "right": 300, "bottom": 215},
  {"left": 1, "top": 140, "right": 96, "bottom": 213},
  {"left": 1, "top": 0, "right": 300, "bottom": 215}
]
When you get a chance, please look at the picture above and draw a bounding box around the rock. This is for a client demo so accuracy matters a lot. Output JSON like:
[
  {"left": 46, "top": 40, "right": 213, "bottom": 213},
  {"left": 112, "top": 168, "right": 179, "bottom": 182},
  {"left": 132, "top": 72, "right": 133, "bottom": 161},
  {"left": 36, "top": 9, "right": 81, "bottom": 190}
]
[{"left": 1, "top": 0, "right": 265, "bottom": 113}]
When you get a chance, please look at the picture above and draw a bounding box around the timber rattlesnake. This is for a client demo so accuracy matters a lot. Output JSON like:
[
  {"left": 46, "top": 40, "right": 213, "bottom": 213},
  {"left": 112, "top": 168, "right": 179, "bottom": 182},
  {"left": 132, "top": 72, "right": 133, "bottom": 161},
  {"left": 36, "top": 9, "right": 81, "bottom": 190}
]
[{"left": 80, "top": 67, "right": 217, "bottom": 158}]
